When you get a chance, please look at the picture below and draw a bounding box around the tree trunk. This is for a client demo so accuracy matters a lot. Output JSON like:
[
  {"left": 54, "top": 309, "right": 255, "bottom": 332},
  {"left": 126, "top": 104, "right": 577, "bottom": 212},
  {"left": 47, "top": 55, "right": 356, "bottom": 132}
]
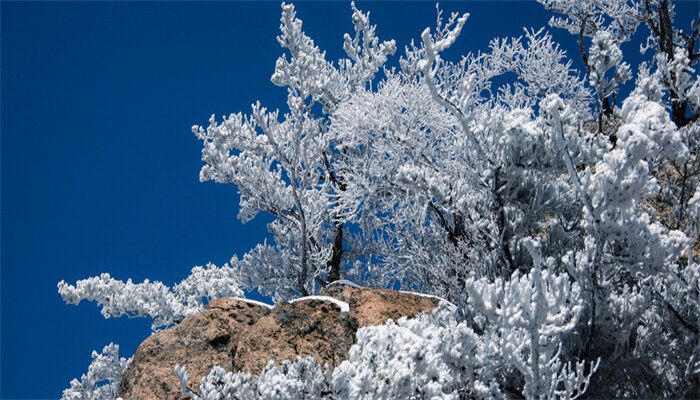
[{"left": 327, "top": 223, "right": 343, "bottom": 283}]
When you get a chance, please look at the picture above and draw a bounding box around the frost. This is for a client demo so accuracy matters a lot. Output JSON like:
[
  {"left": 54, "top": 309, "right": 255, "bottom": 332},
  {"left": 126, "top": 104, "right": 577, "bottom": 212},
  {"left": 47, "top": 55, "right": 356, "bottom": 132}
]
[
  {"left": 398, "top": 290, "right": 457, "bottom": 311},
  {"left": 332, "top": 305, "right": 499, "bottom": 400},
  {"left": 61, "top": 343, "right": 131, "bottom": 400},
  {"left": 176, "top": 358, "right": 329, "bottom": 400},
  {"left": 58, "top": 263, "right": 243, "bottom": 330},
  {"left": 465, "top": 243, "right": 597, "bottom": 399}
]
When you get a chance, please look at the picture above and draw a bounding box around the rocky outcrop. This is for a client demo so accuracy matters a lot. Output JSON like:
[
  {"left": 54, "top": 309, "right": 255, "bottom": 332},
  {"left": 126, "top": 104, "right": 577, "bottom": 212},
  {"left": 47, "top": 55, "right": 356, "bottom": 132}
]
[{"left": 117, "top": 284, "right": 442, "bottom": 400}]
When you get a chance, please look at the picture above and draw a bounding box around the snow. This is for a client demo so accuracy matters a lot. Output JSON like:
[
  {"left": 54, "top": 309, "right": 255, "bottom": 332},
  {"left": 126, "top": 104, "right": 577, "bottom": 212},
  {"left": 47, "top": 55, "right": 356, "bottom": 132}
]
[
  {"left": 327, "top": 279, "right": 362, "bottom": 288},
  {"left": 288, "top": 296, "right": 350, "bottom": 313},
  {"left": 327, "top": 281, "right": 454, "bottom": 312},
  {"left": 230, "top": 297, "right": 274, "bottom": 309},
  {"left": 398, "top": 290, "right": 457, "bottom": 311},
  {"left": 328, "top": 280, "right": 455, "bottom": 312},
  {"left": 328, "top": 281, "right": 454, "bottom": 312}
]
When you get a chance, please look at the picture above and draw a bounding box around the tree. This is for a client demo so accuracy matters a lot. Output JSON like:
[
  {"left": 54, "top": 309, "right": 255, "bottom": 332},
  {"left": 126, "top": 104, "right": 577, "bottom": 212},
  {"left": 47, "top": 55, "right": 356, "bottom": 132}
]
[
  {"left": 61, "top": 343, "right": 131, "bottom": 400},
  {"left": 192, "top": 2, "right": 395, "bottom": 300},
  {"left": 60, "top": 1, "right": 699, "bottom": 399}
]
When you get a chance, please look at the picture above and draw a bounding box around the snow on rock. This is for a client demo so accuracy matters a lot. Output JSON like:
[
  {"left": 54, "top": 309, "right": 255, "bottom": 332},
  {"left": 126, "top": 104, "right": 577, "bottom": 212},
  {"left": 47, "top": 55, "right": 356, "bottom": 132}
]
[
  {"left": 322, "top": 284, "right": 446, "bottom": 327},
  {"left": 327, "top": 279, "right": 362, "bottom": 288},
  {"left": 229, "top": 297, "right": 274, "bottom": 309},
  {"left": 398, "top": 290, "right": 457, "bottom": 311},
  {"left": 327, "top": 281, "right": 456, "bottom": 312},
  {"left": 288, "top": 295, "right": 350, "bottom": 313}
]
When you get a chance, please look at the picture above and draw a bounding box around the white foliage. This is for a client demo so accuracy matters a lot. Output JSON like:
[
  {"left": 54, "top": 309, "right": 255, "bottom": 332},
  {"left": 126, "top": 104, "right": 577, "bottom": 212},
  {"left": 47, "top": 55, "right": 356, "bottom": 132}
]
[
  {"left": 332, "top": 304, "right": 500, "bottom": 400},
  {"left": 465, "top": 238, "right": 597, "bottom": 400},
  {"left": 544, "top": 55, "right": 695, "bottom": 396},
  {"left": 61, "top": 343, "right": 131, "bottom": 400},
  {"left": 588, "top": 29, "right": 631, "bottom": 105},
  {"left": 544, "top": 86, "right": 689, "bottom": 278},
  {"left": 192, "top": 2, "right": 395, "bottom": 300},
  {"left": 58, "top": 263, "right": 243, "bottom": 330},
  {"left": 657, "top": 48, "right": 697, "bottom": 104},
  {"left": 176, "top": 364, "right": 256, "bottom": 400},
  {"left": 689, "top": 187, "right": 700, "bottom": 227},
  {"left": 486, "top": 28, "right": 594, "bottom": 116},
  {"left": 176, "top": 357, "right": 330, "bottom": 400},
  {"left": 332, "top": 27, "right": 598, "bottom": 294},
  {"left": 619, "top": 67, "right": 688, "bottom": 162},
  {"left": 256, "top": 358, "right": 331, "bottom": 400},
  {"left": 339, "top": 2, "right": 397, "bottom": 97},
  {"left": 538, "top": 0, "right": 641, "bottom": 42}
]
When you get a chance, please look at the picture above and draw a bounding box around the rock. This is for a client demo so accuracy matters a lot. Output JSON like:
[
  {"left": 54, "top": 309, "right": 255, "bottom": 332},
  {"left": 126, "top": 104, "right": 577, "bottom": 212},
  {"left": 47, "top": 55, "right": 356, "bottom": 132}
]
[
  {"left": 117, "top": 298, "right": 270, "bottom": 400},
  {"left": 322, "top": 284, "right": 443, "bottom": 327},
  {"left": 117, "top": 285, "right": 442, "bottom": 400}
]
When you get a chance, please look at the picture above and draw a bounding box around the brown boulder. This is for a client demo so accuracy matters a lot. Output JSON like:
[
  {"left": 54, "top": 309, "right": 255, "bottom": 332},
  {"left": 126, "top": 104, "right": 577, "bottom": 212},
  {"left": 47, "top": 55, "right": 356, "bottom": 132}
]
[
  {"left": 232, "top": 298, "right": 358, "bottom": 376},
  {"left": 117, "top": 298, "right": 271, "bottom": 400},
  {"left": 117, "top": 284, "right": 441, "bottom": 400}
]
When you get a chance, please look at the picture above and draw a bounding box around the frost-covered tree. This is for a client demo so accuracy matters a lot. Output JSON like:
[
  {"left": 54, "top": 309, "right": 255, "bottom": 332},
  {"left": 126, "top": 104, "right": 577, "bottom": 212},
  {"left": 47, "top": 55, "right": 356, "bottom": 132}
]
[
  {"left": 175, "top": 357, "right": 331, "bottom": 400},
  {"left": 192, "top": 2, "right": 396, "bottom": 300},
  {"left": 540, "top": 0, "right": 699, "bottom": 131},
  {"left": 331, "top": 14, "right": 602, "bottom": 305},
  {"left": 60, "top": 1, "right": 699, "bottom": 399},
  {"left": 61, "top": 343, "right": 131, "bottom": 400},
  {"left": 465, "top": 238, "right": 598, "bottom": 399}
]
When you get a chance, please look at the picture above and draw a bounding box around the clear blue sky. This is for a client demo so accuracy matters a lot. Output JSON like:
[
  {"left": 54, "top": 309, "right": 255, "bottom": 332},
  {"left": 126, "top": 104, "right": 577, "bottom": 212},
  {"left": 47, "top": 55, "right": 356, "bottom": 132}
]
[{"left": 1, "top": 1, "right": 697, "bottom": 398}]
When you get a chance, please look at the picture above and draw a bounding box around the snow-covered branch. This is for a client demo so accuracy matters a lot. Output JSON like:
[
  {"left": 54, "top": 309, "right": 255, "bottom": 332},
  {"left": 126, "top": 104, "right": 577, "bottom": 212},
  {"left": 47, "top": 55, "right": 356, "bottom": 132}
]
[
  {"left": 61, "top": 343, "right": 131, "bottom": 400},
  {"left": 58, "top": 263, "right": 243, "bottom": 330}
]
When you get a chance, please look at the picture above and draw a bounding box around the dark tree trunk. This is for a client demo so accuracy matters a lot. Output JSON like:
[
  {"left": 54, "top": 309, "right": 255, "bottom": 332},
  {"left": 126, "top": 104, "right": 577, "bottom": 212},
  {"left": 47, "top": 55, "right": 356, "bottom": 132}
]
[
  {"left": 671, "top": 97, "right": 690, "bottom": 128},
  {"left": 327, "top": 223, "right": 343, "bottom": 283}
]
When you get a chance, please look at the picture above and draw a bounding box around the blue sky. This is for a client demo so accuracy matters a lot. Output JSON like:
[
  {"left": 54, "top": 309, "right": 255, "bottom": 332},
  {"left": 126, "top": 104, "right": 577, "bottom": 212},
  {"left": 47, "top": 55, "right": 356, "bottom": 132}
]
[{"left": 1, "top": 1, "right": 697, "bottom": 398}]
